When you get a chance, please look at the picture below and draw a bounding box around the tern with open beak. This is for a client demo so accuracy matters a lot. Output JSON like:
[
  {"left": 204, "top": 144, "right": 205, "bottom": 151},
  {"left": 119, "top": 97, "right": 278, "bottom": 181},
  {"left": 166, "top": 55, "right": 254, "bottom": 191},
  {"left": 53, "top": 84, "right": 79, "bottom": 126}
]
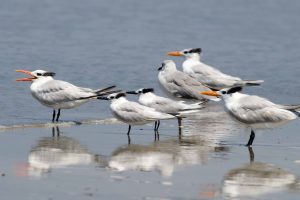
[
  {"left": 167, "top": 48, "right": 264, "bottom": 90},
  {"left": 201, "top": 87, "right": 300, "bottom": 146},
  {"left": 16, "top": 69, "right": 117, "bottom": 122}
]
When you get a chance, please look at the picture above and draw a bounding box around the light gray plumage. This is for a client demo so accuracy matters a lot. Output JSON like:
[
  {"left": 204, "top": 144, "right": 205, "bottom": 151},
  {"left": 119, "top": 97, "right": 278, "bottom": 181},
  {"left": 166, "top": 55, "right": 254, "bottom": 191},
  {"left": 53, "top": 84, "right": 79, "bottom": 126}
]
[
  {"left": 168, "top": 48, "right": 264, "bottom": 90},
  {"left": 127, "top": 88, "right": 204, "bottom": 114},
  {"left": 30, "top": 71, "right": 114, "bottom": 109},
  {"left": 98, "top": 92, "right": 176, "bottom": 140},
  {"left": 158, "top": 60, "right": 219, "bottom": 102},
  {"left": 106, "top": 93, "right": 175, "bottom": 125},
  {"left": 17, "top": 69, "right": 116, "bottom": 121},
  {"left": 201, "top": 87, "right": 300, "bottom": 145},
  {"left": 223, "top": 92, "right": 299, "bottom": 128}
]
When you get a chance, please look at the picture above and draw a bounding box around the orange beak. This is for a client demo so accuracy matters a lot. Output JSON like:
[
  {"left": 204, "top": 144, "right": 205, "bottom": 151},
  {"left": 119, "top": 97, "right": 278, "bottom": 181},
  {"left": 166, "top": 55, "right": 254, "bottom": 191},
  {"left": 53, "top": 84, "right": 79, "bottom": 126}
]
[
  {"left": 167, "top": 51, "right": 184, "bottom": 57},
  {"left": 200, "top": 91, "right": 221, "bottom": 97},
  {"left": 15, "top": 70, "right": 37, "bottom": 82}
]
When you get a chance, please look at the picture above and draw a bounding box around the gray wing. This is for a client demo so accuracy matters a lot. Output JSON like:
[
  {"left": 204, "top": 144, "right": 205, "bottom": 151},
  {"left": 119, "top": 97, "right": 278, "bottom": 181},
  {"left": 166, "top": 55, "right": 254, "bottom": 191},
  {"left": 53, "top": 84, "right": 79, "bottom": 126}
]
[
  {"left": 200, "top": 75, "right": 244, "bottom": 90},
  {"left": 190, "top": 63, "right": 243, "bottom": 89},
  {"left": 147, "top": 96, "right": 185, "bottom": 113},
  {"left": 228, "top": 95, "right": 295, "bottom": 124},
  {"left": 229, "top": 106, "right": 296, "bottom": 124},
  {"left": 31, "top": 80, "right": 95, "bottom": 105},
  {"left": 112, "top": 101, "right": 170, "bottom": 124},
  {"left": 170, "top": 71, "right": 218, "bottom": 100},
  {"left": 191, "top": 62, "right": 241, "bottom": 81},
  {"left": 236, "top": 95, "right": 276, "bottom": 110},
  {"left": 277, "top": 104, "right": 300, "bottom": 111}
]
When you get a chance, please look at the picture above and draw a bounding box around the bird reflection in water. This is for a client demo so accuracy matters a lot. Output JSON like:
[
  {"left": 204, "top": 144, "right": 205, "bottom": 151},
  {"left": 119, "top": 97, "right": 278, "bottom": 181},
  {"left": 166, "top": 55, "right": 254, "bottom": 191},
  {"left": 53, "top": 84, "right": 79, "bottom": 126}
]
[
  {"left": 221, "top": 147, "right": 300, "bottom": 199},
  {"left": 17, "top": 126, "right": 105, "bottom": 177},
  {"left": 109, "top": 134, "right": 230, "bottom": 177},
  {"left": 181, "top": 104, "right": 242, "bottom": 143}
]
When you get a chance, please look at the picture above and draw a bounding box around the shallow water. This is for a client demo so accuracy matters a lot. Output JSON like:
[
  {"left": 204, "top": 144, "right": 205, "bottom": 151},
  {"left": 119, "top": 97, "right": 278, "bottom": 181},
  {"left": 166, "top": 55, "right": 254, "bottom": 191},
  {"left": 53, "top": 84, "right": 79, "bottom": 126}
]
[{"left": 0, "top": 0, "right": 300, "bottom": 199}]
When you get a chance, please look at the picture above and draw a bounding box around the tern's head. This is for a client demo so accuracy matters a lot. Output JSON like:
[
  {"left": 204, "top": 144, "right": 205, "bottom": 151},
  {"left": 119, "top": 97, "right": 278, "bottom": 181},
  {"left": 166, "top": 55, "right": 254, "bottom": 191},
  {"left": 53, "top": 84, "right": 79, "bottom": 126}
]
[
  {"left": 158, "top": 60, "right": 177, "bottom": 72},
  {"left": 98, "top": 92, "right": 127, "bottom": 101},
  {"left": 16, "top": 70, "right": 56, "bottom": 82},
  {"left": 167, "top": 48, "right": 202, "bottom": 60},
  {"left": 200, "top": 87, "right": 243, "bottom": 99},
  {"left": 126, "top": 88, "right": 154, "bottom": 95}
]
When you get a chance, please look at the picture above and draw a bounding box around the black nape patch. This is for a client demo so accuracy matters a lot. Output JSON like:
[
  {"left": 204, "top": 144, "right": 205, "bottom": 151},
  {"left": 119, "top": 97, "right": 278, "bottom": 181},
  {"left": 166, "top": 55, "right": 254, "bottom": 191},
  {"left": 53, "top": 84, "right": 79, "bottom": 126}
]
[
  {"left": 189, "top": 48, "right": 202, "bottom": 54},
  {"left": 142, "top": 88, "right": 154, "bottom": 93},
  {"left": 227, "top": 87, "right": 243, "bottom": 94},
  {"left": 43, "top": 72, "right": 56, "bottom": 77},
  {"left": 158, "top": 63, "right": 165, "bottom": 71},
  {"left": 115, "top": 93, "right": 126, "bottom": 99}
]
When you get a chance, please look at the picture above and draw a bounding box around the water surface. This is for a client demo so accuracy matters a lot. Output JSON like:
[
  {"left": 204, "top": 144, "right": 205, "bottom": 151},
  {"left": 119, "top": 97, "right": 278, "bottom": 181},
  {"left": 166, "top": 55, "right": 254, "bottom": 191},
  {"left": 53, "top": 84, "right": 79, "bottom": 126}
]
[{"left": 0, "top": 0, "right": 300, "bottom": 199}]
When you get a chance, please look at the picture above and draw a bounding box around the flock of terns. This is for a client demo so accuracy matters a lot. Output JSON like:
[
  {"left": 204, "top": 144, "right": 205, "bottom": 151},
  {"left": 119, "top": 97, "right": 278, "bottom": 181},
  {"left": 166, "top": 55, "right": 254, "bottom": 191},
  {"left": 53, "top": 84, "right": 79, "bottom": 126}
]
[{"left": 16, "top": 48, "right": 300, "bottom": 146}]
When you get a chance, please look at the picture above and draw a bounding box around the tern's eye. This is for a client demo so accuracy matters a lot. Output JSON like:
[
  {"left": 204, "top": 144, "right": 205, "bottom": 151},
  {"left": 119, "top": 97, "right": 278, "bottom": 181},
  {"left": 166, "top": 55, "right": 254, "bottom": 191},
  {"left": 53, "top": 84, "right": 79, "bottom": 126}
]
[
  {"left": 221, "top": 91, "right": 226, "bottom": 95},
  {"left": 183, "top": 51, "right": 188, "bottom": 54},
  {"left": 36, "top": 73, "right": 42, "bottom": 76}
]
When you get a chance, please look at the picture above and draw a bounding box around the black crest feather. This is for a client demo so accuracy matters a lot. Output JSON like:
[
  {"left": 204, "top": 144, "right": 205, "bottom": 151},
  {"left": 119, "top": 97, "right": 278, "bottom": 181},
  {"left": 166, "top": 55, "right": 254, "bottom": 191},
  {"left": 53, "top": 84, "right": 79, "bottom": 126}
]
[
  {"left": 227, "top": 87, "right": 243, "bottom": 94},
  {"left": 189, "top": 48, "right": 202, "bottom": 54},
  {"left": 43, "top": 72, "right": 56, "bottom": 77},
  {"left": 142, "top": 88, "right": 154, "bottom": 93},
  {"left": 115, "top": 92, "right": 126, "bottom": 99}
]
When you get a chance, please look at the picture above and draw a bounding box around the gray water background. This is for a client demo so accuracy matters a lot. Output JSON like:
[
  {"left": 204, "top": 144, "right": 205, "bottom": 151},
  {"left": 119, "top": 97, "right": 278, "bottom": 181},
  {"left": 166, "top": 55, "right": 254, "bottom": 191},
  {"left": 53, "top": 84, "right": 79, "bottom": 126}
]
[
  {"left": 0, "top": 0, "right": 300, "bottom": 199},
  {"left": 2, "top": 0, "right": 300, "bottom": 125}
]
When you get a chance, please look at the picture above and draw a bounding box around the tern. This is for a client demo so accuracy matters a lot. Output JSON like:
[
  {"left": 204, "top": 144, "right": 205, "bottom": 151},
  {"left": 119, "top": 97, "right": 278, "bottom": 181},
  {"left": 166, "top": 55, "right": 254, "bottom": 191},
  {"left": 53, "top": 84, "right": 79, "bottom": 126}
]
[
  {"left": 158, "top": 60, "right": 219, "bottom": 102},
  {"left": 126, "top": 87, "right": 204, "bottom": 130},
  {"left": 98, "top": 92, "right": 176, "bottom": 136},
  {"left": 201, "top": 87, "right": 300, "bottom": 146},
  {"left": 167, "top": 48, "right": 264, "bottom": 90},
  {"left": 16, "top": 69, "right": 117, "bottom": 122}
]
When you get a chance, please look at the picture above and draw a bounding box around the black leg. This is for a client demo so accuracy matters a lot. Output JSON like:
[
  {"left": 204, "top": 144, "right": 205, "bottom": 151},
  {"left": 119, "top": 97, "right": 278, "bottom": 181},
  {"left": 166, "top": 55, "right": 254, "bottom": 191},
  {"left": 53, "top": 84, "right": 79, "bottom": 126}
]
[
  {"left": 52, "top": 110, "right": 56, "bottom": 122},
  {"left": 126, "top": 125, "right": 131, "bottom": 144},
  {"left": 178, "top": 131, "right": 182, "bottom": 141},
  {"left": 52, "top": 127, "right": 55, "bottom": 137},
  {"left": 177, "top": 117, "right": 182, "bottom": 127},
  {"left": 127, "top": 125, "right": 131, "bottom": 135},
  {"left": 246, "top": 129, "right": 255, "bottom": 146},
  {"left": 56, "top": 109, "right": 61, "bottom": 122}
]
